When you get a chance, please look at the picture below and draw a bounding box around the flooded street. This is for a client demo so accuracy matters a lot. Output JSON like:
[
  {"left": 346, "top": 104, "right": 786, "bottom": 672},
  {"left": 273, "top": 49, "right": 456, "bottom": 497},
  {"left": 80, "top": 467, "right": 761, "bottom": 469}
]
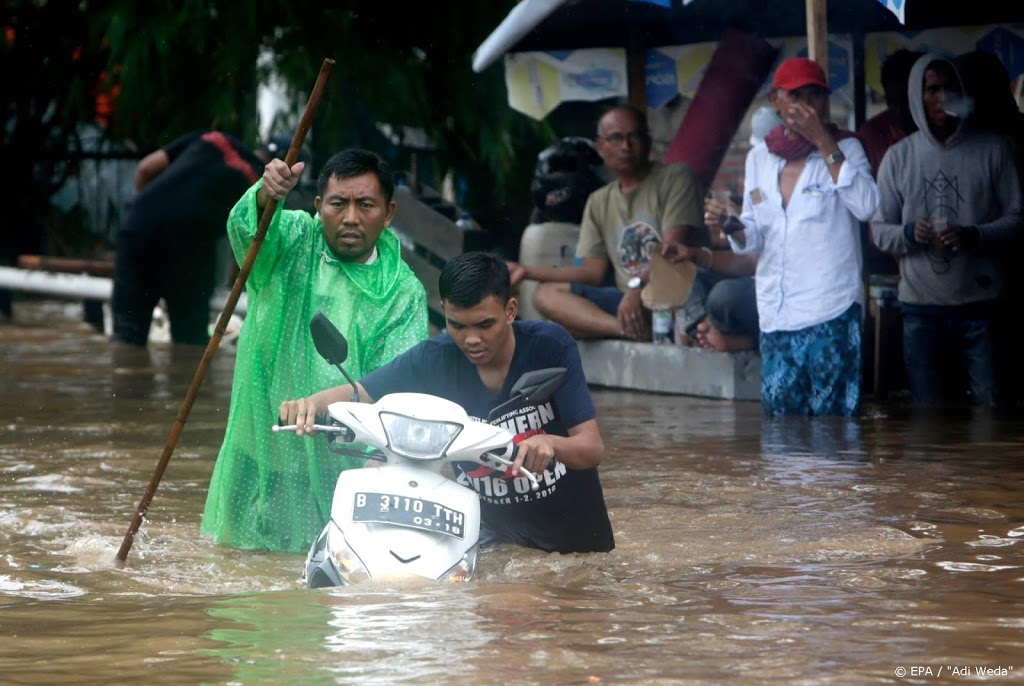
[{"left": 2, "top": 300, "right": 1023, "bottom": 685}]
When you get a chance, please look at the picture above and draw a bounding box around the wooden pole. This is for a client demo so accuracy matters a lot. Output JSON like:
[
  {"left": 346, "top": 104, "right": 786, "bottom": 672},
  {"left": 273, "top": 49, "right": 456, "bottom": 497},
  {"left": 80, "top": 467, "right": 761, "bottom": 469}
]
[
  {"left": 627, "top": 27, "right": 647, "bottom": 111},
  {"left": 806, "top": 0, "right": 829, "bottom": 76},
  {"left": 114, "top": 57, "right": 335, "bottom": 565},
  {"left": 852, "top": 29, "right": 867, "bottom": 129}
]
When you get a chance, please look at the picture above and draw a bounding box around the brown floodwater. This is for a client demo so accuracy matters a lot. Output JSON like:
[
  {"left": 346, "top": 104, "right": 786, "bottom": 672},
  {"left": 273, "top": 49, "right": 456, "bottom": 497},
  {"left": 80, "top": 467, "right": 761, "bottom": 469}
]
[{"left": 2, "top": 300, "right": 1023, "bottom": 685}]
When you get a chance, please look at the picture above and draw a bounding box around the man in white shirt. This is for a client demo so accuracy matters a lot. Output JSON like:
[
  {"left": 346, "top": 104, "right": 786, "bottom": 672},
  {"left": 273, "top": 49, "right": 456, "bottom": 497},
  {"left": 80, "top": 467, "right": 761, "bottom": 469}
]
[{"left": 705, "top": 57, "right": 880, "bottom": 416}]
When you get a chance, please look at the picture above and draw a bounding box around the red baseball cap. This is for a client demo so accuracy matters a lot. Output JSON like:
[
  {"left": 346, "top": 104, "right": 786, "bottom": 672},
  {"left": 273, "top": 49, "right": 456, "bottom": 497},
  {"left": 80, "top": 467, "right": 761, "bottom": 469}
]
[{"left": 773, "top": 57, "right": 830, "bottom": 91}]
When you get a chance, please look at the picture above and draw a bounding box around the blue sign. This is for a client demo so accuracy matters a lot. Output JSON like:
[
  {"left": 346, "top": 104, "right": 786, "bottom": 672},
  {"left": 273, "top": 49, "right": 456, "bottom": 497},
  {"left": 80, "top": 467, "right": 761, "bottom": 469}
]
[
  {"left": 796, "top": 41, "right": 850, "bottom": 92},
  {"left": 545, "top": 50, "right": 574, "bottom": 62},
  {"left": 977, "top": 28, "right": 1024, "bottom": 80},
  {"left": 645, "top": 49, "right": 678, "bottom": 109}
]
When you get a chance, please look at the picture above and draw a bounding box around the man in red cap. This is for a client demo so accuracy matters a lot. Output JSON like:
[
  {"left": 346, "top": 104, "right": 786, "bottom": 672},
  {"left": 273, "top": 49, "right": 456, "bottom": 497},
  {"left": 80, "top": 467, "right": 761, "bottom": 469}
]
[{"left": 704, "top": 57, "right": 880, "bottom": 416}]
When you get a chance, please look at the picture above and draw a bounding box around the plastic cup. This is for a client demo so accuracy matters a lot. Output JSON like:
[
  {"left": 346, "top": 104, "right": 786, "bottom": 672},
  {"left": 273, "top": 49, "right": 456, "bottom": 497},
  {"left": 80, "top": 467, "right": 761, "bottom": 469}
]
[
  {"left": 931, "top": 216, "right": 947, "bottom": 249},
  {"left": 712, "top": 190, "right": 736, "bottom": 218}
]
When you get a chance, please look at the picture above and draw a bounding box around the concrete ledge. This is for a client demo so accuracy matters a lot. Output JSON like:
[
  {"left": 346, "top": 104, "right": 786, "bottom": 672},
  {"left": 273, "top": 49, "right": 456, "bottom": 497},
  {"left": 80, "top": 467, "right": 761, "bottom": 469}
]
[{"left": 577, "top": 339, "right": 761, "bottom": 401}]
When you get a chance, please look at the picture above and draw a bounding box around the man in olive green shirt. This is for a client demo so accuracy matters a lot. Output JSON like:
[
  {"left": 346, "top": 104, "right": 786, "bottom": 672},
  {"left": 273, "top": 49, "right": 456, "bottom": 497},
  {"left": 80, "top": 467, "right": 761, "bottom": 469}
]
[{"left": 507, "top": 105, "right": 703, "bottom": 340}]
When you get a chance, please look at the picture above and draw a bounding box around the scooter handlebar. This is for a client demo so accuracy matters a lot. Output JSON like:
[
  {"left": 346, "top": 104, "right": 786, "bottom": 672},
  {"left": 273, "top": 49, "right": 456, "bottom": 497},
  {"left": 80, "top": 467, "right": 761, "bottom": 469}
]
[
  {"left": 484, "top": 443, "right": 539, "bottom": 491},
  {"left": 272, "top": 424, "right": 349, "bottom": 435}
]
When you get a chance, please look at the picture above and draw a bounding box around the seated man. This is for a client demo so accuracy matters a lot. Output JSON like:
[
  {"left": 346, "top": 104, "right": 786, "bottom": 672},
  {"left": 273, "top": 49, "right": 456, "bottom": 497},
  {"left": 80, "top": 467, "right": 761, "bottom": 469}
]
[
  {"left": 679, "top": 262, "right": 759, "bottom": 352},
  {"left": 280, "top": 252, "right": 615, "bottom": 554},
  {"left": 668, "top": 194, "right": 760, "bottom": 352},
  {"left": 507, "top": 104, "right": 704, "bottom": 341}
]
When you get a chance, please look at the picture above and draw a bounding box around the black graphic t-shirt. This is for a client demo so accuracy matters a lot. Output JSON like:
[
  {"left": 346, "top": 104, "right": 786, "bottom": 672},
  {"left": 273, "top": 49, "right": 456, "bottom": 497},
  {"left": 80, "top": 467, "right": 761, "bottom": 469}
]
[{"left": 361, "top": 320, "right": 614, "bottom": 553}]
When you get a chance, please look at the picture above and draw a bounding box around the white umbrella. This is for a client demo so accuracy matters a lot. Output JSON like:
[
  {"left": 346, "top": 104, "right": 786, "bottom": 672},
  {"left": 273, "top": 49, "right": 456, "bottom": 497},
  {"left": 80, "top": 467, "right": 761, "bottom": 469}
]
[{"left": 472, "top": 0, "right": 572, "bottom": 73}]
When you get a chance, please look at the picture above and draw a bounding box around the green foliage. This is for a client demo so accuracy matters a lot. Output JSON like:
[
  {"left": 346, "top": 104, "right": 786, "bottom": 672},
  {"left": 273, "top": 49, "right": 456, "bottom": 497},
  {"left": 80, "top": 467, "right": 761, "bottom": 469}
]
[
  {"left": 2, "top": 0, "right": 555, "bottom": 258},
  {"left": 1, "top": 1, "right": 115, "bottom": 258},
  {"left": 97, "top": 0, "right": 267, "bottom": 147},
  {"left": 99, "top": 0, "right": 552, "bottom": 231}
]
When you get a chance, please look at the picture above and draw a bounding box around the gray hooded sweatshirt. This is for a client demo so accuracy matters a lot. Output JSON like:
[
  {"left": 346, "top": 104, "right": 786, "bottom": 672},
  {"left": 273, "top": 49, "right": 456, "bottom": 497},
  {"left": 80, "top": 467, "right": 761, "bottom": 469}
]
[{"left": 870, "top": 53, "right": 1023, "bottom": 310}]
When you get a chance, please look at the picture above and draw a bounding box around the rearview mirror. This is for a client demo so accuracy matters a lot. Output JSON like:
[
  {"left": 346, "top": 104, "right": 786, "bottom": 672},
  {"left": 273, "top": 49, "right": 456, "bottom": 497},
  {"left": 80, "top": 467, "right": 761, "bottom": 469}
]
[
  {"left": 487, "top": 367, "right": 567, "bottom": 423},
  {"left": 509, "top": 368, "right": 567, "bottom": 405},
  {"left": 309, "top": 311, "right": 360, "bottom": 403},
  {"left": 310, "top": 312, "right": 348, "bottom": 366}
]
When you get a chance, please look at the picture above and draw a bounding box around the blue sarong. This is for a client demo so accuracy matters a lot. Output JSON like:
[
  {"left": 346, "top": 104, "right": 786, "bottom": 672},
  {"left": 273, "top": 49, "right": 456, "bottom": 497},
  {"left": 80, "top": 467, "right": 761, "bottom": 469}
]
[{"left": 759, "top": 304, "right": 861, "bottom": 417}]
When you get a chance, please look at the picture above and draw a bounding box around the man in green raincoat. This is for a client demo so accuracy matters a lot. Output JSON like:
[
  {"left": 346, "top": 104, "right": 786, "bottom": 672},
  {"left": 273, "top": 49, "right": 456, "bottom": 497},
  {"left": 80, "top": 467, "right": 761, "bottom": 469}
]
[{"left": 201, "top": 148, "right": 429, "bottom": 552}]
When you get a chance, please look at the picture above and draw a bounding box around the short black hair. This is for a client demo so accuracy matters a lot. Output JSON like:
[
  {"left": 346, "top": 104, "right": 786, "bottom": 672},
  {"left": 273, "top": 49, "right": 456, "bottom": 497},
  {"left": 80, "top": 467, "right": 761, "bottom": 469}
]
[
  {"left": 881, "top": 49, "right": 923, "bottom": 92},
  {"left": 956, "top": 50, "right": 1018, "bottom": 130},
  {"left": 439, "top": 252, "right": 511, "bottom": 308},
  {"left": 317, "top": 148, "right": 395, "bottom": 202}
]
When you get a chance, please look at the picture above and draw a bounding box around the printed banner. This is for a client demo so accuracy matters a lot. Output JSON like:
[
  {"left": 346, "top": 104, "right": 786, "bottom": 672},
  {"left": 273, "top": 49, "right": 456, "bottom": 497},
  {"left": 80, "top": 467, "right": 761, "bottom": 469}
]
[
  {"left": 864, "top": 24, "right": 1024, "bottom": 111},
  {"left": 645, "top": 43, "right": 718, "bottom": 107},
  {"left": 504, "top": 23, "right": 1024, "bottom": 121},
  {"left": 505, "top": 48, "right": 627, "bottom": 120},
  {"left": 646, "top": 35, "right": 854, "bottom": 110}
]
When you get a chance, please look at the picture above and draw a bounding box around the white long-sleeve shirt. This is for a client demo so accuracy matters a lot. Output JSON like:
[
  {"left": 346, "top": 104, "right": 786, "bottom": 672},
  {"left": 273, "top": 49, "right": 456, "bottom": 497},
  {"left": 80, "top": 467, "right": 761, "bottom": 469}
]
[{"left": 728, "top": 136, "right": 880, "bottom": 333}]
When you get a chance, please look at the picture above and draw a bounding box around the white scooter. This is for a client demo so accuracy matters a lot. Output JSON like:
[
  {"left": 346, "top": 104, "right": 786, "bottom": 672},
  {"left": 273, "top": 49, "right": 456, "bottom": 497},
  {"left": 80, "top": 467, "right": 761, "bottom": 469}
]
[{"left": 275, "top": 312, "right": 566, "bottom": 588}]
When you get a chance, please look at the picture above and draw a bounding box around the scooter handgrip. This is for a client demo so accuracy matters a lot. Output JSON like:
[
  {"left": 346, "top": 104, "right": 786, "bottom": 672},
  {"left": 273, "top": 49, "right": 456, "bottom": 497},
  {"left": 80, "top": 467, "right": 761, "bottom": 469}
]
[{"left": 510, "top": 446, "right": 541, "bottom": 491}]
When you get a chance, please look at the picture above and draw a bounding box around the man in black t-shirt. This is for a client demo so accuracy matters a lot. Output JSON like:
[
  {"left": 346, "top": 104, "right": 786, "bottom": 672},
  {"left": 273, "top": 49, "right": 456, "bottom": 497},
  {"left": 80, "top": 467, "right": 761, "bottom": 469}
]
[
  {"left": 280, "top": 252, "right": 614, "bottom": 554},
  {"left": 111, "top": 130, "right": 265, "bottom": 345}
]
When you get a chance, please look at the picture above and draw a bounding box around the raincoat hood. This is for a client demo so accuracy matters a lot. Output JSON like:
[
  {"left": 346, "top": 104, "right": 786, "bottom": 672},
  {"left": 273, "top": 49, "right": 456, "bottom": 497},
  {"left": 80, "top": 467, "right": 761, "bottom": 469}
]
[{"left": 313, "top": 226, "right": 409, "bottom": 304}]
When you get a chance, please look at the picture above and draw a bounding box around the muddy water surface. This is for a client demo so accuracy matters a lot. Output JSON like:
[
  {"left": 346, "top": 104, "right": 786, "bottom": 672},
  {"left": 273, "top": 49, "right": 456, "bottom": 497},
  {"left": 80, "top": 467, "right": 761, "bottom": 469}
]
[{"left": 1, "top": 301, "right": 1022, "bottom": 685}]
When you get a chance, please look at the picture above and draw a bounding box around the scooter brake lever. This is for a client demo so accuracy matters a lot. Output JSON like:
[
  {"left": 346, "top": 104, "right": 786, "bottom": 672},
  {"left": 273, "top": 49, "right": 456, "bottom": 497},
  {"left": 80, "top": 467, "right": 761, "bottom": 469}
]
[
  {"left": 486, "top": 446, "right": 540, "bottom": 491},
  {"left": 520, "top": 468, "right": 540, "bottom": 491},
  {"left": 272, "top": 424, "right": 350, "bottom": 434}
]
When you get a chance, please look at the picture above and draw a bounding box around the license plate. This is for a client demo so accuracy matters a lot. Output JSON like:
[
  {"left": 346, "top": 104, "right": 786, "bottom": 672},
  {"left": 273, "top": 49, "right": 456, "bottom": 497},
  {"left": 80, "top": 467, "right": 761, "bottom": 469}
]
[{"left": 351, "top": 492, "right": 465, "bottom": 540}]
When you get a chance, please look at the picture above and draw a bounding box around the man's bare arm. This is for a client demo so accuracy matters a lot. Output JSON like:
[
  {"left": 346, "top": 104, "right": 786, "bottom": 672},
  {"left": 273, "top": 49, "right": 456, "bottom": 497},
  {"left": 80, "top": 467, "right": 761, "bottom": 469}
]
[
  {"left": 512, "top": 418, "right": 604, "bottom": 474},
  {"left": 279, "top": 382, "right": 374, "bottom": 435},
  {"left": 509, "top": 257, "right": 609, "bottom": 286},
  {"left": 133, "top": 149, "right": 170, "bottom": 191},
  {"left": 662, "top": 224, "right": 702, "bottom": 247}
]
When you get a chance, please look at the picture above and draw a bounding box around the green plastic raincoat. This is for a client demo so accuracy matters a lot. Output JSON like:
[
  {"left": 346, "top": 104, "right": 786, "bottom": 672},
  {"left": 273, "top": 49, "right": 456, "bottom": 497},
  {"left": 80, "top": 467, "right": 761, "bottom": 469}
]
[{"left": 201, "top": 183, "right": 429, "bottom": 552}]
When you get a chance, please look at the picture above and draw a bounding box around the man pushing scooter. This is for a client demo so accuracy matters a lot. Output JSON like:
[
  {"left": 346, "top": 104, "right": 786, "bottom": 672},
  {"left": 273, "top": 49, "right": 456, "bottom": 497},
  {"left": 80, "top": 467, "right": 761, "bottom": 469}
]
[{"left": 280, "top": 252, "right": 615, "bottom": 554}]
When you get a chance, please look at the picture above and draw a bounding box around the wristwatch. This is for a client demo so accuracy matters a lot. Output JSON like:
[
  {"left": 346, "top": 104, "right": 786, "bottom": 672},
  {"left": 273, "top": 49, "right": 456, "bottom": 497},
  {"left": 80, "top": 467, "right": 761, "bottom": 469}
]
[
  {"left": 627, "top": 276, "right": 643, "bottom": 289},
  {"left": 824, "top": 150, "right": 846, "bottom": 166}
]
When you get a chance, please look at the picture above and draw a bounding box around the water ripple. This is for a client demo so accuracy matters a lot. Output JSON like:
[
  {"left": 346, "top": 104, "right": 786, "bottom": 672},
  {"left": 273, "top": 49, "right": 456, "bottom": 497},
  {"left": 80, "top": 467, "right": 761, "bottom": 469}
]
[{"left": 934, "top": 561, "right": 1020, "bottom": 573}]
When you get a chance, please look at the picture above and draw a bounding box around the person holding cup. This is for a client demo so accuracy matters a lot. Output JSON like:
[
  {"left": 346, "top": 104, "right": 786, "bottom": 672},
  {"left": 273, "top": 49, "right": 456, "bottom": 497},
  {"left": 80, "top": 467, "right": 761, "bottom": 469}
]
[{"left": 870, "top": 54, "right": 1024, "bottom": 406}]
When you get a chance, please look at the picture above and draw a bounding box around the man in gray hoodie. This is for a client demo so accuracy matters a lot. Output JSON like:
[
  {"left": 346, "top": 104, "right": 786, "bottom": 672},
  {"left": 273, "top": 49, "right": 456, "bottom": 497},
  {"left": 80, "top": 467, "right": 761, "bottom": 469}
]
[{"left": 870, "top": 54, "right": 1023, "bottom": 406}]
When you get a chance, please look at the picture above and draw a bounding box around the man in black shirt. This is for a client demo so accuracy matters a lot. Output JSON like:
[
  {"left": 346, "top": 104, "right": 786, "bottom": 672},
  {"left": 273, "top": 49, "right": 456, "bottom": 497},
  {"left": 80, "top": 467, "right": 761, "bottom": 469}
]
[
  {"left": 111, "top": 130, "right": 264, "bottom": 345},
  {"left": 280, "top": 252, "right": 615, "bottom": 554}
]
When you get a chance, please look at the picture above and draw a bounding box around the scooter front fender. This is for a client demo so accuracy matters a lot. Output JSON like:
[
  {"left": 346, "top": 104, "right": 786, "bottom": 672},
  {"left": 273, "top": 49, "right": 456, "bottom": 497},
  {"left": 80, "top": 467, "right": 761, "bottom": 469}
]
[{"left": 322, "top": 465, "right": 481, "bottom": 582}]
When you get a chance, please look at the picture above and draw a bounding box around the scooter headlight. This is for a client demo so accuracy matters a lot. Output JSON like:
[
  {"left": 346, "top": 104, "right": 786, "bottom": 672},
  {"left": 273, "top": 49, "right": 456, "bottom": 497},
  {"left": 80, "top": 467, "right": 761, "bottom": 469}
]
[
  {"left": 437, "top": 546, "right": 478, "bottom": 583},
  {"left": 328, "top": 534, "right": 371, "bottom": 585},
  {"left": 379, "top": 412, "right": 463, "bottom": 460}
]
